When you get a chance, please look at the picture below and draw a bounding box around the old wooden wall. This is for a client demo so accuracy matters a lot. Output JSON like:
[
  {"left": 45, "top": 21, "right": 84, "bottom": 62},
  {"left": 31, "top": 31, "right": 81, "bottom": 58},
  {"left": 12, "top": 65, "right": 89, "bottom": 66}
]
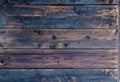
[{"left": 0, "top": 0, "right": 119, "bottom": 82}]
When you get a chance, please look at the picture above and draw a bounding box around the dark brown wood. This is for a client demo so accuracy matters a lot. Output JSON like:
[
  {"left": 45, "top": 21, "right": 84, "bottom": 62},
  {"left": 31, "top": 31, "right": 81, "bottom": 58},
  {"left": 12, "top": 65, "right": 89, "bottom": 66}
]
[
  {"left": 3, "top": 29, "right": 118, "bottom": 48},
  {"left": 3, "top": 6, "right": 118, "bottom": 28},
  {"left": 0, "top": 49, "right": 118, "bottom": 68},
  {"left": 3, "top": 0, "right": 118, "bottom": 4}
]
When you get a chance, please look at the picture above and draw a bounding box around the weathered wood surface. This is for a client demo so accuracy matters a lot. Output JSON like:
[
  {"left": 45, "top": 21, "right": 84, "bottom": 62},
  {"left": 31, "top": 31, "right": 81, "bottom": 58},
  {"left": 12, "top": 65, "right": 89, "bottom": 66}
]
[
  {"left": 0, "top": 49, "right": 118, "bottom": 68},
  {"left": 0, "top": 69, "right": 118, "bottom": 82},
  {"left": 0, "top": 0, "right": 3, "bottom": 4},
  {"left": 3, "top": 29, "right": 118, "bottom": 48},
  {"left": 1, "top": 29, "right": 118, "bottom": 49},
  {"left": 0, "top": 6, "right": 4, "bottom": 27},
  {"left": 3, "top": 6, "right": 118, "bottom": 28},
  {"left": 0, "top": 30, "right": 5, "bottom": 48},
  {"left": 3, "top": 0, "right": 118, "bottom": 4}
]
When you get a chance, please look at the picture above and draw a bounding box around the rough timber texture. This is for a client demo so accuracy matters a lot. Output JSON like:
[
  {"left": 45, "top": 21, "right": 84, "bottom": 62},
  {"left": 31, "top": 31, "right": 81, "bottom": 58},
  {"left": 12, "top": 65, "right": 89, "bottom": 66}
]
[
  {"left": 3, "top": 6, "right": 118, "bottom": 28},
  {"left": 0, "top": 6, "right": 4, "bottom": 27},
  {"left": 1, "top": 29, "right": 118, "bottom": 48},
  {"left": 0, "top": 29, "right": 118, "bottom": 49},
  {"left": 3, "top": 0, "right": 118, "bottom": 4},
  {"left": 0, "top": 69, "right": 118, "bottom": 82},
  {"left": 0, "top": 49, "right": 118, "bottom": 68},
  {"left": 0, "top": 0, "right": 119, "bottom": 81},
  {"left": 0, "top": 30, "right": 5, "bottom": 48}
]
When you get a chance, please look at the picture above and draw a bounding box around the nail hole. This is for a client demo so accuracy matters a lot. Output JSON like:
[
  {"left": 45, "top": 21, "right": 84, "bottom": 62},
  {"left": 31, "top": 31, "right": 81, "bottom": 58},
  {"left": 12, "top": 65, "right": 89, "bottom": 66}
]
[
  {"left": 73, "top": 7, "right": 80, "bottom": 15},
  {"left": 102, "top": 55, "right": 105, "bottom": 57},
  {"left": 57, "top": 61, "right": 60, "bottom": 64},
  {"left": 52, "top": 35, "right": 57, "bottom": 40},
  {"left": 109, "top": 24, "right": 112, "bottom": 26},
  {"left": 0, "top": 60, "right": 5, "bottom": 66},
  {"left": 63, "top": 43, "right": 69, "bottom": 48},
  {"left": 49, "top": 43, "right": 57, "bottom": 49},
  {"left": 1, "top": 60, "right": 4, "bottom": 63},
  {"left": 109, "top": 8, "right": 112, "bottom": 10},
  {"left": 37, "top": 43, "right": 42, "bottom": 48},
  {"left": 70, "top": 55, "right": 74, "bottom": 58},
  {"left": 34, "top": 29, "right": 41, "bottom": 35},
  {"left": 0, "top": 44, "right": 3, "bottom": 47},
  {"left": 85, "top": 36, "right": 91, "bottom": 39}
]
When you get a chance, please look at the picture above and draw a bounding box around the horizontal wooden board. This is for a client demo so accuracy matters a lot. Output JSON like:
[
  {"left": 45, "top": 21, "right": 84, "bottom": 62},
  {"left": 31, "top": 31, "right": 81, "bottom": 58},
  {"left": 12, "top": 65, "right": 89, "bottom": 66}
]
[
  {"left": 0, "top": 69, "right": 118, "bottom": 82},
  {"left": 3, "top": 29, "right": 118, "bottom": 48},
  {"left": 3, "top": 6, "right": 118, "bottom": 28},
  {"left": 0, "top": 49, "right": 118, "bottom": 68},
  {"left": 0, "top": 29, "right": 118, "bottom": 49},
  {"left": 3, "top": 0, "right": 118, "bottom": 4}
]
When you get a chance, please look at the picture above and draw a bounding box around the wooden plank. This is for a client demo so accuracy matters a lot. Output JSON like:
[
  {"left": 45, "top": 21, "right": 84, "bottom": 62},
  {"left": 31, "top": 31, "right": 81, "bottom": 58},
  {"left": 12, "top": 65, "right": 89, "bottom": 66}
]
[
  {"left": 4, "top": 29, "right": 118, "bottom": 48},
  {"left": 4, "top": 0, "right": 118, "bottom": 4},
  {"left": 0, "top": 69, "right": 118, "bottom": 82},
  {"left": 0, "top": 6, "right": 4, "bottom": 27},
  {"left": 0, "top": 30, "right": 5, "bottom": 48},
  {"left": 119, "top": 1, "right": 120, "bottom": 80},
  {"left": 1, "top": 29, "right": 118, "bottom": 49},
  {"left": 0, "top": 49, "right": 4, "bottom": 66},
  {"left": 0, "top": 49, "right": 118, "bottom": 68},
  {"left": 3, "top": 6, "right": 118, "bottom": 28}
]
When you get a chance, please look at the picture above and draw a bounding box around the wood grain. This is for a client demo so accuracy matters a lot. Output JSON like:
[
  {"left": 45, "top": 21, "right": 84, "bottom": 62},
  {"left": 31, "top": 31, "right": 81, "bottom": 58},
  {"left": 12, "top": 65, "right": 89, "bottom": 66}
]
[
  {"left": 0, "top": 0, "right": 119, "bottom": 81},
  {"left": 0, "top": 69, "right": 118, "bottom": 82},
  {"left": 4, "top": 29, "right": 118, "bottom": 48},
  {"left": 3, "top": 6, "right": 118, "bottom": 28},
  {"left": 0, "top": 30, "right": 5, "bottom": 48},
  {"left": 0, "top": 6, "right": 4, "bottom": 27},
  {"left": 0, "top": 49, "right": 118, "bottom": 68},
  {"left": 3, "top": 0, "right": 118, "bottom": 4}
]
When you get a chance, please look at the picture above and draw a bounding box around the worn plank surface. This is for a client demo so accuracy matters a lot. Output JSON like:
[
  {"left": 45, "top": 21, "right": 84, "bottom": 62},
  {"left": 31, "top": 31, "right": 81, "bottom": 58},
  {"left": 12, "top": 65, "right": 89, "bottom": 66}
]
[
  {"left": 0, "top": 0, "right": 2, "bottom": 3},
  {"left": 3, "top": 6, "right": 118, "bottom": 28},
  {"left": 0, "top": 49, "right": 118, "bottom": 68},
  {"left": 3, "top": 29, "right": 118, "bottom": 48},
  {"left": 1, "top": 29, "right": 118, "bottom": 49},
  {"left": 0, "top": 0, "right": 119, "bottom": 81},
  {"left": 3, "top": 0, "right": 118, "bottom": 4},
  {"left": 0, "top": 69, "right": 118, "bottom": 82},
  {"left": 0, "top": 30, "right": 5, "bottom": 48},
  {"left": 0, "top": 6, "right": 4, "bottom": 27}
]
